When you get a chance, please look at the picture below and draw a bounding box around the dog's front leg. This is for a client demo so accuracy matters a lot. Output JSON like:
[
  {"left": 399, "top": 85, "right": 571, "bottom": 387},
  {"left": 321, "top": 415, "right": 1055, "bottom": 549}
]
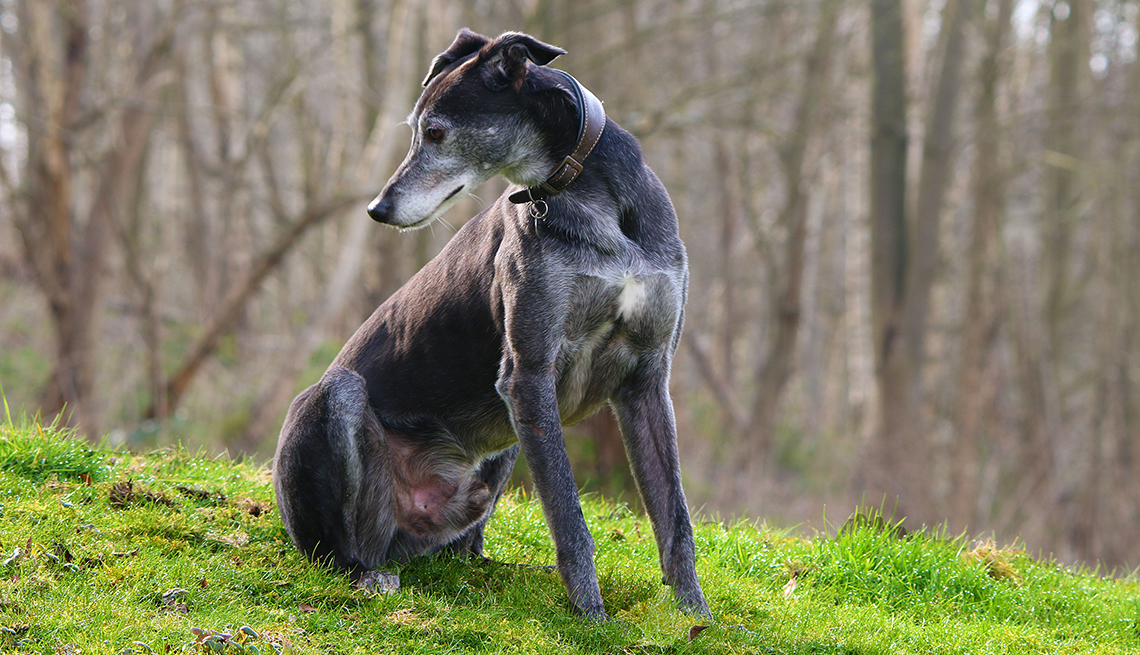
[
  {"left": 497, "top": 363, "right": 606, "bottom": 620},
  {"left": 611, "top": 358, "right": 711, "bottom": 618}
]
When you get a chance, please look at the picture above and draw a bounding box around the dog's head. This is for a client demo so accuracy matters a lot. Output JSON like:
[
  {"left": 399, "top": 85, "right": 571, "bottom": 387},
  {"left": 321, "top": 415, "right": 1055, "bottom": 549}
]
[{"left": 366, "top": 29, "right": 577, "bottom": 229}]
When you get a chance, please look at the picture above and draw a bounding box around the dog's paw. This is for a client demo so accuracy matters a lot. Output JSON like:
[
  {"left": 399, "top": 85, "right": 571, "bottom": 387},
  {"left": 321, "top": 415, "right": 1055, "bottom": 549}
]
[
  {"left": 575, "top": 603, "right": 609, "bottom": 622},
  {"left": 678, "top": 598, "right": 713, "bottom": 621},
  {"left": 354, "top": 569, "right": 400, "bottom": 594}
]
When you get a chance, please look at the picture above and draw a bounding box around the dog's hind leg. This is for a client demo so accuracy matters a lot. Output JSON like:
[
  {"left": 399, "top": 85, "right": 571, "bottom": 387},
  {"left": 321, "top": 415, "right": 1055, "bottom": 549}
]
[
  {"left": 273, "top": 366, "right": 398, "bottom": 590},
  {"left": 611, "top": 360, "right": 710, "bottom": 618}
]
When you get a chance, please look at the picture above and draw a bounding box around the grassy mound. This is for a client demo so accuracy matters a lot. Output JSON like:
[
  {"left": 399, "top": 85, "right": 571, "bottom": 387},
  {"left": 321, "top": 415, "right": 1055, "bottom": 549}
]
[{"left": 0, "top": 416, "right": 1137, "bottom": 654}]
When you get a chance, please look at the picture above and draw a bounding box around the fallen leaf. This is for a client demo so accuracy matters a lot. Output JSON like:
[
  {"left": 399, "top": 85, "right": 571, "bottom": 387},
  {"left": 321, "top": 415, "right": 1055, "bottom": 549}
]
[
  {"left": 238, "top": 626, "right": 258, "bottom": 639},
  {"left": 220, "top": 532, "right": 249, "bottom": 547},
  {"left": 688, "top": 625, "right": 709, "bottom": 641},
  {"left": 161, "top": 588, "right": 189, "bottom": 611},
  {"left": 109, "top": 481, "right": 134, "bottom": 508},
  {"left": 2, "top": 548, "right": 22, "bottom": 567},
  {"left": 53, "top": 542, "right": 73, "bottom": 564},
  {"left": 386, "top": 608, "right": 418, "bottom": 625},
  {"left": 782, "top": 573, "right": 798, "bottom": 599}
]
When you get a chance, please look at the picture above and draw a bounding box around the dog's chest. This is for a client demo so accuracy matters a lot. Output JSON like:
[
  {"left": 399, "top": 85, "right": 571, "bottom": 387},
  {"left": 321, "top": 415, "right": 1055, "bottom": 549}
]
[
  {"left": 554, "top": 267, "right": 681, "bottom": 423},
  {"left": 614, "top": 274, "right": 649, "bottom": 320}
]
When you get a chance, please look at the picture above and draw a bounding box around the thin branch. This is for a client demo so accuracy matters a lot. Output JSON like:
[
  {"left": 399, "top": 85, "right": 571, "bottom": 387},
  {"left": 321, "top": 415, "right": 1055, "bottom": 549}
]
[
  {"left": 685, "top": 334, "right": 748, "bottom": 434},
  {"left": 146, "top": 193, "right": 365, "bottom": 419}
]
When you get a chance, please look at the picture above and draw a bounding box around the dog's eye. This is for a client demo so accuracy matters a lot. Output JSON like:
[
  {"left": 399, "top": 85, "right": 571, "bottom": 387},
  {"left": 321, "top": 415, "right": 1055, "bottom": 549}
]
[{"left": 425, "top": 127, "right": 446, "bottom": 143}]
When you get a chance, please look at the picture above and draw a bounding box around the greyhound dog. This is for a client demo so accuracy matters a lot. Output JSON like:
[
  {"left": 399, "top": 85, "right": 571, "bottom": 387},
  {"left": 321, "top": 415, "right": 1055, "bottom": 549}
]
[{"left": 273, "top": 28, "right": 709, "bottom": 620}]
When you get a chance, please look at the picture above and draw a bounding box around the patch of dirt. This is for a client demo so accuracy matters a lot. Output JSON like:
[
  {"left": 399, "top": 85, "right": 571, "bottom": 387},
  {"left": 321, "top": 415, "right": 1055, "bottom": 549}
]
[
  {"left": 239, "top": 499, "right": 269, "bottom": 517},
  {"left": 108, "top": 480, "right": 175, "bottom": 509},
  {"left": 176, "top": 486, "right": 227, "bottom": 505}
]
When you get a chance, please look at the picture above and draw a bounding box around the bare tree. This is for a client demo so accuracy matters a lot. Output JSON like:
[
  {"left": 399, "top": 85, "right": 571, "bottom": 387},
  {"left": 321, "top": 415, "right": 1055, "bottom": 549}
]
[
  {"left": 746, "top": 0, "right": 841, "bottom": 464},
  {"left": 951, "top": 0, "right": 1014, "bottom": 530},
  {"left": 862, "top": 0, "right": 974, "bottom": 523},
  {"left": 7, "top": 1, "right": 178, "bottom": 438},
  {"left": 864, "top": 0, "right": 915, "bottom": 514}
]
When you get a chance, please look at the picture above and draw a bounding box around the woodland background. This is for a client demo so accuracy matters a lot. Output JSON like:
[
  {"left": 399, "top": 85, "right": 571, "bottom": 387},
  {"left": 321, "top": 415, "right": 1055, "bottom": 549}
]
[{"left": 1, "top": 0, "right": 1138, "bottom": 572}]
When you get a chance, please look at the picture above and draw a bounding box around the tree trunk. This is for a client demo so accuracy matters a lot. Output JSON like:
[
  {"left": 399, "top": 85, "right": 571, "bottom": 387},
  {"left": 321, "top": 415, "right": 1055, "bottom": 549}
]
[
  {"left": 1042, "top": 0, "right": 1087, "bottom": 356},
  {"left": 952, "top": 0, "right": 1013, "bottom": 530},
  {"left": 714, "top": 137, "right": 739, "bottom": 382},
  {"left": 745, "top": 0, "right": 840, "bottom": 463},
  {"left": 902, "top": 0, "right": 973, "bottom": 375},
  {"left": 20, "top": 0, "right": 91, "bottom": 430},
  {"left": 115, "top": 126, "right": 164, "bottom": 423},
  {"left": 1121, "top": 45, "right": 1140, "bottom": 559},
  {"left": 864, "top": 0, "right": 972, "bottom": 523},
  {"left": 578, "top": 409, "right": 629, "bottom": 499},
  {"left": 14, "top": 1, "right": 176, "bottom": 439},
  {"left": 1025, "top": 0, "right": 1089, "bottom": 499},
  {"left": 865, "top": 0, "right": 916, "bottom": 517}
]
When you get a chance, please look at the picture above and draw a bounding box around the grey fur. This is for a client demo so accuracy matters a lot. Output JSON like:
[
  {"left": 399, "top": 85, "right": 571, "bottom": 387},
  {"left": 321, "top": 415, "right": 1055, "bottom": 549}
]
[{"left": 273, "top": 29, "right": 709, "bottom": 620}]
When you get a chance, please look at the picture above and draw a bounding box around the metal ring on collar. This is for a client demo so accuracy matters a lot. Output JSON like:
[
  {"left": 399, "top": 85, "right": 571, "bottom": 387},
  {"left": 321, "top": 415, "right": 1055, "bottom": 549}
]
[{"left": 528, "top": 199, "right": 549, "bottom": 219}]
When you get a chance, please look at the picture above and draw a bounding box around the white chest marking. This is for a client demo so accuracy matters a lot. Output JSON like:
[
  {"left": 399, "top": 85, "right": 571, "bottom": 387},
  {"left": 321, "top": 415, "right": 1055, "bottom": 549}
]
[{"left": 617, "top": 274, "right": 646, "bottom": 319}]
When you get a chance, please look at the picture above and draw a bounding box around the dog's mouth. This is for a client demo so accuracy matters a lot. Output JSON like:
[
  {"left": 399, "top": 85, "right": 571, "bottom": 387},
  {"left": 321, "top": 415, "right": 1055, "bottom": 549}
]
[
  {"left": 402, "top": 185, "right": 466, "bottom": 230},
  {"left": 441, "top": 185, "right": 465, "bottom": 205}
]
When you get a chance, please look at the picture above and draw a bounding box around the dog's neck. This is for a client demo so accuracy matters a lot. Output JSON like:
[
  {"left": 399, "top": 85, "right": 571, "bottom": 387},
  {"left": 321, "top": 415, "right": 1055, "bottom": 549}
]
[
  {"left": 496, "top": 69, "right": 652, "bottom": 254},
  {"left": 525, "top": 126, "right": 644, "bottom": 255},
  {"left": 508, "top": 71, "right": 606, "bottom": 206}
]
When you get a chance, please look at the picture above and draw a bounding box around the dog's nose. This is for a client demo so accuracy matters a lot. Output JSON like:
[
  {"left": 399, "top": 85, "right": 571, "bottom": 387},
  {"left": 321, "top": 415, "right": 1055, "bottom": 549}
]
[{"left": 367, "top": 196, "right": 393, "bottom": 223}]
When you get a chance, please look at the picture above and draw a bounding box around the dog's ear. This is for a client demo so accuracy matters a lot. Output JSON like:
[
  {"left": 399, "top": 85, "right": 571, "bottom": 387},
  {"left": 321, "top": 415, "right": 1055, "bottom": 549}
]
[
  {"left": 423, "top": 28, "right": 491, "bottom": 87},
  {"left": 480, "top": 32, "right": 566, "bottom": 92}
]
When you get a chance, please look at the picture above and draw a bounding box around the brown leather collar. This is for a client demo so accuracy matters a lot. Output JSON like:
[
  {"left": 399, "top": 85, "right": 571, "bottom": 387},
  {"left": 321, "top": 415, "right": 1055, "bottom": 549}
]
[{"left": 508, "top": 70, "right": 606, "bottom": 206}]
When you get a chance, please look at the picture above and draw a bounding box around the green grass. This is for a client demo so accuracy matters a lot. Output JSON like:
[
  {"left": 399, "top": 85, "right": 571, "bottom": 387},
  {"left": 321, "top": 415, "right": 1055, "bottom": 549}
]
[{"left": 0, "top": 418, "right": 1137, "bottom": 654}]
